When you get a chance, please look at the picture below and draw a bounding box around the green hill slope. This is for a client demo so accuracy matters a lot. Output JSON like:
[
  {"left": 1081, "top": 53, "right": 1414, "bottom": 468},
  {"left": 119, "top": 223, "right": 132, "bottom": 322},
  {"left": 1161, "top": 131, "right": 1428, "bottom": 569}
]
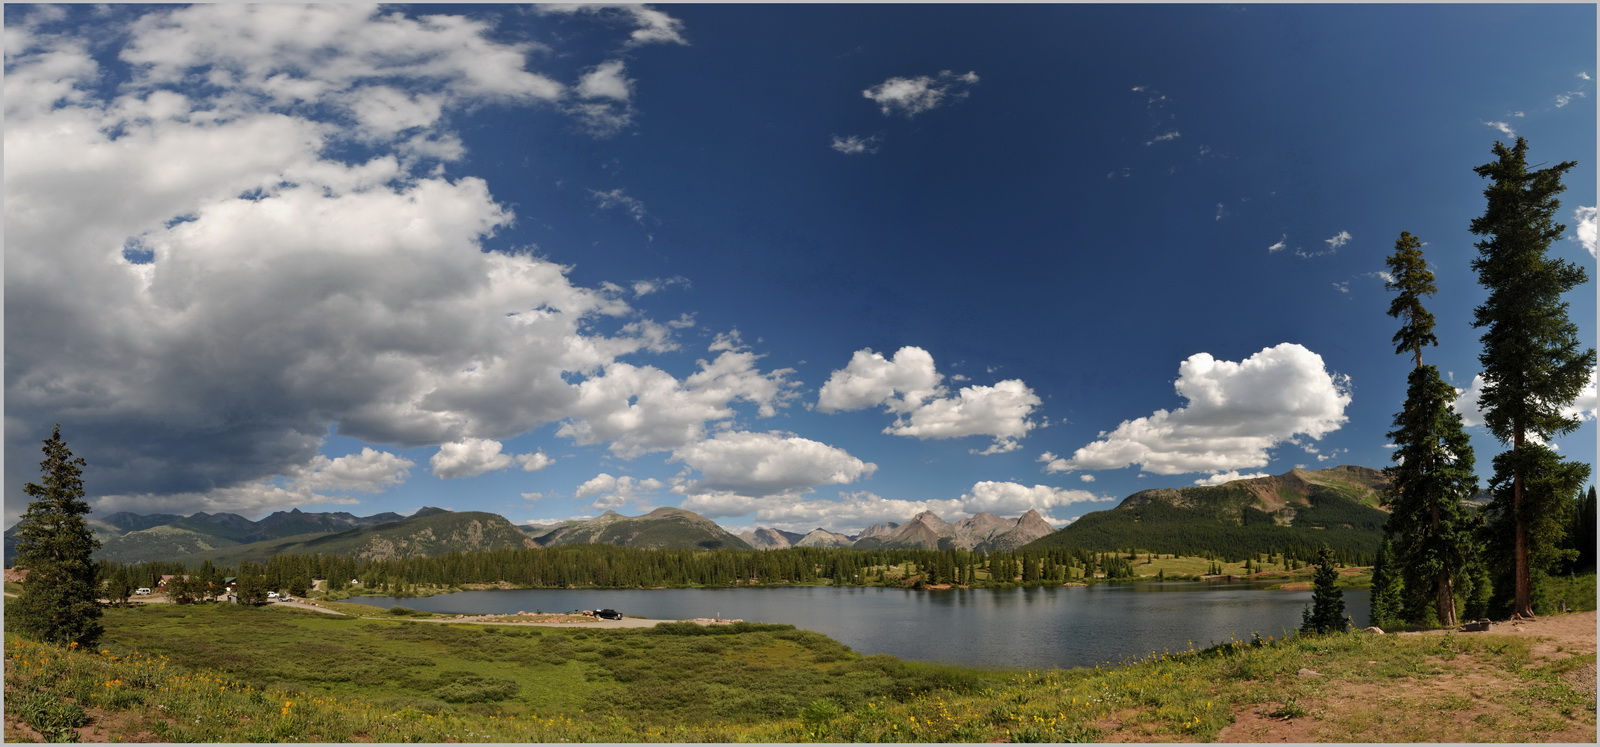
[
  {"left": 96, "top": 525, "right": 243, "bottom": 564},
  {"left": 1020, "top": 465, "right": 1391, "bottom": 559}
]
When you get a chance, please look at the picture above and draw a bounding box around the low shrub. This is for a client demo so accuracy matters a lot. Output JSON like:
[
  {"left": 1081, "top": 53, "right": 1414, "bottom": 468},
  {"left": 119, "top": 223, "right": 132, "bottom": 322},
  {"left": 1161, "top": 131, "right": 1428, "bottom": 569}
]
[
  {"left": 429, "top": 672, "right": 520, "bottom": 704},
  {"left": 14, "top": 691, "right": 89, "bottom": 738},
  {"left": 649, "top": 621, "right": 796, "bottom": 636}
]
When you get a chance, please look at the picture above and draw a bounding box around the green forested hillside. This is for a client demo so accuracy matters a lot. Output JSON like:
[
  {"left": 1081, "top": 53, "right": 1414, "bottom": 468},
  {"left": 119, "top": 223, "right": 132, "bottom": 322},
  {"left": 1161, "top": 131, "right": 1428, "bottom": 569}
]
[
  {"left": 95, "top": 525, "right": 243, "bottom": 564},
  {"left": 1021, "top": 466, "right": 1390, "bottom": 560}
]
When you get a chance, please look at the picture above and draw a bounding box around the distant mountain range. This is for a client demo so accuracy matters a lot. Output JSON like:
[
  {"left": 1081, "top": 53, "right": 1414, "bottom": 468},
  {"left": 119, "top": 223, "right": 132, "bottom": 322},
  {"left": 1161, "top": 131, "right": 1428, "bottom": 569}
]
[
  {"left": 3, "top": 507, "right": 408, "bottom": 566},
  {"left": 3, "top": 465, "right": 1397, "bottom": 567},
  {"left": 524, "top": 507, "right": 752, "bottom": 551},
  {"left": 731, "top": 510, "right": 1055, "bottom": 553}
]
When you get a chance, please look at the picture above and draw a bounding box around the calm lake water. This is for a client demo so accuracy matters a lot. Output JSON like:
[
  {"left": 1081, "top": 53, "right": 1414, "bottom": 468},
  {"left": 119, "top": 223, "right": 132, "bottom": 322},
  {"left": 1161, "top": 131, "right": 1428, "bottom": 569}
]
[{"left": 352, "top": 582, "right": 1371, "bottom": 671}]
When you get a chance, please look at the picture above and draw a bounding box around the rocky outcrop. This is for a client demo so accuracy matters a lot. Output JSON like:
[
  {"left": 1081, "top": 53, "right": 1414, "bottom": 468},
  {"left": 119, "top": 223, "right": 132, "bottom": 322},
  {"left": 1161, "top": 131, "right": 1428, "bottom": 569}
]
[
  {"left": 794, "top": 528, "right": 853, "bottom": 548},
  {"left": 975, "top": 509, "right": 1056, "bottom": 552},
  {"left": 738, "top": 527, "right": 802, "bottom": 550}
]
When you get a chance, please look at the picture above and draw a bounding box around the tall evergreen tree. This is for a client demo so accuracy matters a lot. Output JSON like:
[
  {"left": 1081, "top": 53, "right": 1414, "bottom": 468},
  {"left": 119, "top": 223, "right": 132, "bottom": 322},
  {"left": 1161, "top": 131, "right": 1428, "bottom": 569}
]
[
  {"left": 1300, "top": 547, "right": 1347, "bottom": 635},
  {"left": 1468, "top": 137, "right": 1594, "bottom": 618},
  {"left": 11, "top": 426, "right": 104, "bottom": 647},
  {"left": 1381, "top": 231, "right": 1479, "bottom": 627}
]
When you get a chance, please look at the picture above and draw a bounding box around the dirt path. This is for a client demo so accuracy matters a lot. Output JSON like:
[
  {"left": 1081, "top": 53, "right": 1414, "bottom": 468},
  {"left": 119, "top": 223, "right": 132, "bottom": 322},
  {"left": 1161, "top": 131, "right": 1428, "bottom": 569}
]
[
  {"left": 1215, "top": 611, "right": 1597, "bottom": 743},
  {"left": 271, "top": 598, "right": 350, "bottom": 616}
]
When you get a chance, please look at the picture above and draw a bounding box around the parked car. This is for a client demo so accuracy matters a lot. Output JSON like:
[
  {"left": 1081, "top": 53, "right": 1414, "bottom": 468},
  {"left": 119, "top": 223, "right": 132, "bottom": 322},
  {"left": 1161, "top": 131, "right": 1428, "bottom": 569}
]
[
  {"left": 135, "top": 587, "right": 152, "bottom": 596},
  {"left": 596, "top": 609, "right": 623, "bottom": 620},
  {"left": 267, "top": 591, "right": 279, "bottom": 599}
]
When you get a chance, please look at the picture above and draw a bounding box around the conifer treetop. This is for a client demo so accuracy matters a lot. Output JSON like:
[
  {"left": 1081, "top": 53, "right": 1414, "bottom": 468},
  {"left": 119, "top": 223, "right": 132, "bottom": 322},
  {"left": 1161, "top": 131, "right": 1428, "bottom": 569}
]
[{"left": 1384, "top": 231, "right": 1437, "bottom": 368}]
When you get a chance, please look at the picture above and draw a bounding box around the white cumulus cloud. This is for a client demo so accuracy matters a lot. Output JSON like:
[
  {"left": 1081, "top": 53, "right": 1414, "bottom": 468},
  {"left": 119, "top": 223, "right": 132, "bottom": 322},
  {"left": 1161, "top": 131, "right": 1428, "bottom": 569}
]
[
  {"left": 516, "top": 452, "right": 555, "bottom": 472},
  {"left": 557, "top": 352, "right": 798, "bottom": 458},
  {"left": 3, "top": 5, "right": 716, "bottom": 518},
  {"left": 672, "top": 431, "right": 876, "bottom": 498},
  {"left": 575, "top": 473, "right": 666, "bottom": 509},
  {"left": 817, "top": 346, "right": 1040, "bottom": 453},
  {"left": 862, "top": 70, "right": 979, "bottom": 117},
  {"left": 1575, "top": 206, "right": 1596, "bottom": 257},
  {"left": 1192, "top": 471, "right": 1272, "bottom": 486},
  {"left": 1042, "top": 343, "right": 1352, "bottom": 476},
  {"left": 432, "top": 438, "right": 519, "bottom": 479},
  {"left": 296, "top": 448, "right": 416, "bottom": 494},
  {"left": 959, "top": 482, "right": 1112, "bottom": 515}
]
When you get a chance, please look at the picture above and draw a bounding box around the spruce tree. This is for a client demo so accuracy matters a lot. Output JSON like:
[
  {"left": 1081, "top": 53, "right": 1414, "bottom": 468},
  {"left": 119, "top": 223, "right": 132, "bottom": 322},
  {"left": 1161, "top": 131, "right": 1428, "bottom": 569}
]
[
  {"left": 1385, "top": 357, "right": 1480, "bottom": 627},
  {"left": 105, "top": 568, "right": 134, "bottom": 607},
  {"left": 1300, "top": 547, "right": 1347, "bottom": 635},
  {"left": 1367, "top": 537, "right": 1403, "bottom": 629},
  {"left": 1379, "top": 230, "right": 1480, "bottom": 628},
  {"left": 1468, "top": 137, "right": 1594, "bottom": 618},
  {"left": 11, "top": 426, "right": 104, "bottom": 647},
  {"left": 236, "top": 574, "right": 271, "bottom": 606}
]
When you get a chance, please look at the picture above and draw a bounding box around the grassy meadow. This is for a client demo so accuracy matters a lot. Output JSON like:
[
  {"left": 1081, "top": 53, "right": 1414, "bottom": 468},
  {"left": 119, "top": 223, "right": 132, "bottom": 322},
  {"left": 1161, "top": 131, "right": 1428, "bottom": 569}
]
[{"left": 5, "top": 598, "right": 1595, "bottom": 742}]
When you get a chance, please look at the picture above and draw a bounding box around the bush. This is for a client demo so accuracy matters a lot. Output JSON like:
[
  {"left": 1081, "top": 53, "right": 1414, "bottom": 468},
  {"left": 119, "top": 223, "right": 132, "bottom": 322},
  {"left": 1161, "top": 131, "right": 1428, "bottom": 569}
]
[
  {"left": 428, "top": 672, "right": 520, "bottom": 703},
  {"left": 799, "top": 698, "right": 844, "bottom": 725}
]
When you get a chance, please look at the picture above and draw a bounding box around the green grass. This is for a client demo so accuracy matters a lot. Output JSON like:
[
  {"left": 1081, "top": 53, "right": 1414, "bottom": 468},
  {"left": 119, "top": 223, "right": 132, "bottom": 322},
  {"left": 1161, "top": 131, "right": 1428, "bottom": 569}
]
[
  {"left": 6, "top": 602, "right": 1592, "bottom": 742},
  {"left": 86, "top": 603, "right": 1004, "bottom": 727}
]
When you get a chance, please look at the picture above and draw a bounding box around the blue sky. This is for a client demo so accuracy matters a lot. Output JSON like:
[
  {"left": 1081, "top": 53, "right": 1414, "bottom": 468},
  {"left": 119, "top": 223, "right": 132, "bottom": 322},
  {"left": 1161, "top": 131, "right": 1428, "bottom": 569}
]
[{"left": 5, "top": 3, "right": 1595, "bottom": 535}]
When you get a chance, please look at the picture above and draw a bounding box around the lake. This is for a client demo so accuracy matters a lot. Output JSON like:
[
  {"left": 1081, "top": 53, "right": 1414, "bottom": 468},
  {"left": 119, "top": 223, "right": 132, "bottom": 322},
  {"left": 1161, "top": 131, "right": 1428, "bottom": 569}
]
[{"left": 351, "top": 582, "right": 1371, "bottom": 671}]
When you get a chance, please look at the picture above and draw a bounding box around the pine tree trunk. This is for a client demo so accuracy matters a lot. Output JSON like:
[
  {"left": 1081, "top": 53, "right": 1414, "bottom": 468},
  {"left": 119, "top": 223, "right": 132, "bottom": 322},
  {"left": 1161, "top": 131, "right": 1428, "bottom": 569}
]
[
  {"left": 1436, "top": 574, "right": 1457, "bottom": 627},
  {"left": 1429, "top": 499, "right": 1457, "bottom": 626},
  {"left": 1513, "top": 430, "right": 1534, "bottom": 618}
]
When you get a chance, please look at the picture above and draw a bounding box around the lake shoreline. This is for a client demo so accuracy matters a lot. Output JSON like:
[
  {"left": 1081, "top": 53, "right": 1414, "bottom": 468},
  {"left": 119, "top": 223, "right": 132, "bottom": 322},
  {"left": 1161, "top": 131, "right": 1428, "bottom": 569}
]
[{"left": 330, "top": 569, "right": 1368, "bottom": 603}]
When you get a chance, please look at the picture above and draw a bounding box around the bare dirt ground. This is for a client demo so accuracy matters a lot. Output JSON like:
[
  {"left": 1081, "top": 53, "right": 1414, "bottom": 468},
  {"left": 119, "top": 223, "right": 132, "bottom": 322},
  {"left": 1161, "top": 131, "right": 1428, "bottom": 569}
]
[
  {"left": 287, "top": 599, "right": 687, "bottom": 627},
  {"left": 414, "top": 613, "right": 677, "bottom": 628},
  {"left": 1214, "top": 611, "right": 1597, "bottom": 744}
]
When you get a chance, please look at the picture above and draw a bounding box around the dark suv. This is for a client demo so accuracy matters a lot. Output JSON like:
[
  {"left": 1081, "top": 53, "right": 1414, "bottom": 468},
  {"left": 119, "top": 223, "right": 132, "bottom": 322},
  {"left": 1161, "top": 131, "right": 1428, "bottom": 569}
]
[{"left": 595, "top": 609, "right": 623, "bottom": 620}]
